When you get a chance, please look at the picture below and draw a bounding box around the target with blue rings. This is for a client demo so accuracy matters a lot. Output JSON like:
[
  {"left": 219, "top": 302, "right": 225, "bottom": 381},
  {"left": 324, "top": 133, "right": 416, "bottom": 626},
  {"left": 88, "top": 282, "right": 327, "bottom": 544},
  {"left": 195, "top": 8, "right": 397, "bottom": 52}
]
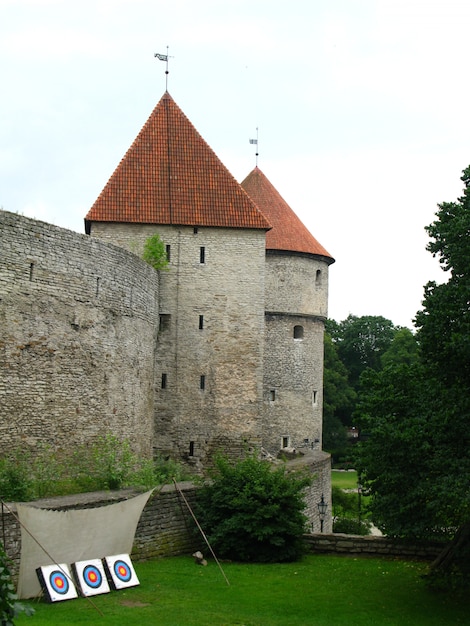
[
  {"left": 36, "top": 564, "right": 78, "bottom": 602},
  {"left": 73, "top": 559, "right": 110, "bottom": 597},
  {"left": 104, "top": 554, "right": 139, "bottom": 590}
]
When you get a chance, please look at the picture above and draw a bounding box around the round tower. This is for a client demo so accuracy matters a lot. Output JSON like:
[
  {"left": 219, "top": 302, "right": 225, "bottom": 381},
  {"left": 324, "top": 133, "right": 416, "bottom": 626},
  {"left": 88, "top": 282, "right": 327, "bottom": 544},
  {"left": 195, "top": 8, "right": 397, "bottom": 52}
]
[{"left": 241, "top": 167, "right": 335, "bottom": 457}]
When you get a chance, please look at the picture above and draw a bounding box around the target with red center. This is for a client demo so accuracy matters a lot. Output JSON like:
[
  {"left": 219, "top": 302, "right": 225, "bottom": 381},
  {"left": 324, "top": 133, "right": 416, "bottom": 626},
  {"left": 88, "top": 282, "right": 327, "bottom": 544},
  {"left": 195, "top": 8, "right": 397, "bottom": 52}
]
[
  {"left": 36, "top": 564, "right": 78, "bottom": 602},
  {"left": 104, "top": 554, "right": 139, "bottom": 590},
  {"left": 73, "top": 559, "right": 110, "bottom": 597}
]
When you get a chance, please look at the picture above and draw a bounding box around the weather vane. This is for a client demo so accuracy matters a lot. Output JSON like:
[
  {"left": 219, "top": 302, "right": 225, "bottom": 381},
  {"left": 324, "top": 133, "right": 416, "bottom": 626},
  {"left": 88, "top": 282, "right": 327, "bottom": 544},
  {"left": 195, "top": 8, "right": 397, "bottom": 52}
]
[
  {"left": 154, "top": 46, "right": 173, "bottom": 91},
  {"left": 249, "top": 127, "right": 259, "bottom": 167}
]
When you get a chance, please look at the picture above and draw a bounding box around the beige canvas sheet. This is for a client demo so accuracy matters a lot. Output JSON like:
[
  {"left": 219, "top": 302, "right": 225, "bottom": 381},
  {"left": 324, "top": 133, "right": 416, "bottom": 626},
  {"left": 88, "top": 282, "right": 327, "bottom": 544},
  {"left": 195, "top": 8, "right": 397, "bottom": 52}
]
[{"left": 16, "top": 490, "right": 152, "bottom": 599}]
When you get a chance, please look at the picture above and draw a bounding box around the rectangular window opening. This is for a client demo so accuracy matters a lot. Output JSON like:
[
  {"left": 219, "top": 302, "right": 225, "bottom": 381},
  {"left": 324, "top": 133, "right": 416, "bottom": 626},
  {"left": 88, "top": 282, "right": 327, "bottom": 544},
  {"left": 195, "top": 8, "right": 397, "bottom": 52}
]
[
  {"left": 159, "top": 314, "right": 171, "bottom": 332},
  {"left": 199, "top": 315, "right": 204, "bottom": 330},
  {"left": 189, "top": 441, "right": 195, "bottom": 456},
  {"left": 166, "top": 244, "right": 171, "bottom": 262},
  {"left": 282, "top": 436, "right": 290, "bottom": 449},
  {"left": 199, "top": 246, "right": 205, "bottom": 264},
  {"left": 161, "top": 373, "right": 167, "bottom": 389},
  {"left": 200, "top": 375, "right": 206, "bottom": 390},
  {"left": 269, "top": 389, "right": 276, "bottom": 401},
  {"left": 193, "top": 227, "right": 198, "bottom": 234}
]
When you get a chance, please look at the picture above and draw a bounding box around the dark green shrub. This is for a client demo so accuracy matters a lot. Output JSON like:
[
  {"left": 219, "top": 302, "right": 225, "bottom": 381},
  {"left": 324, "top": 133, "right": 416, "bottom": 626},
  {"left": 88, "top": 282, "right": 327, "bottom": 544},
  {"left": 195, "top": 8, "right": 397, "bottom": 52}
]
[{"left": 195, "top": 455, "right": 311, "bottom": 563}]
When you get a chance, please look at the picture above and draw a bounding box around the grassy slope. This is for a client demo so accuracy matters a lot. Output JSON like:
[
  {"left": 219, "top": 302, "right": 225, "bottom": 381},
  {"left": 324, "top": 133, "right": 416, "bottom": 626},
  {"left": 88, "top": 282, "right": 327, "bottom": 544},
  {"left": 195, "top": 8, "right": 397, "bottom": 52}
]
[{"left": 16, "top": 555, "right": 470, "bottom": 626}]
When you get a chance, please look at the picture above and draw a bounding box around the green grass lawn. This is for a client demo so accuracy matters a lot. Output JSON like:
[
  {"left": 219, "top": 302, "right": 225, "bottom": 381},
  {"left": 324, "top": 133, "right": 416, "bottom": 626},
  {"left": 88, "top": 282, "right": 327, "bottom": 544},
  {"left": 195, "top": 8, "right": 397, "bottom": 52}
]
[
  {"left": 331, "top": 469, "right": 359, "bottom": 490},
  {"left": 15, "top": 554, "right": 470, "bottom": 626}
]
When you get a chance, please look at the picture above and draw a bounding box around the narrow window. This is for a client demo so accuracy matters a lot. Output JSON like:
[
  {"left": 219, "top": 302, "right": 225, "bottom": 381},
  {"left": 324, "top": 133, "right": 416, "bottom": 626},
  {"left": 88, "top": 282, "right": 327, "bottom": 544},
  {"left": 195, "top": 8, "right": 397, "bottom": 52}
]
[
  {"left": 293, "top": 325, "right": 304, "bottom": 340},
  {"left": 282, "top": 436, "right": 290, "bottom": 449},
  {"left": 193, "top": 227, "right": 198, "bottom": 234},
  {"left": 200, "top": 375, "right": 206, "bottom": 390},
  {"left": 269, "top": 389, "right": 276, "bottom": 401},
  {"left": 96, "top": 277, "right": 100, "bottom": 297},
  {"left": 159, "top": 314, "right": 171, "bottom": 332},
  {"left": 315, "top": 269, "right": 322, "bottom": 286},
  {"left": 161, "top": 373, "right": 167, "bottom": 389},
  {"left": 29, "top": 262, "right": 34, "bottom": 281},
  {"left": 199, "top": 246, "right": 205, "bottom": 264},
  {"left": 189, "top": 441, "right": 195, "bottom": 456},
  {"left": 312, "top": 390, "right": 318, "bottom": 406},
  {"left": 199, "top": 315, "right": 204, "bottom": 330},
  {"left": 166, "top": 245, "right": 171, "bottom": 262}
]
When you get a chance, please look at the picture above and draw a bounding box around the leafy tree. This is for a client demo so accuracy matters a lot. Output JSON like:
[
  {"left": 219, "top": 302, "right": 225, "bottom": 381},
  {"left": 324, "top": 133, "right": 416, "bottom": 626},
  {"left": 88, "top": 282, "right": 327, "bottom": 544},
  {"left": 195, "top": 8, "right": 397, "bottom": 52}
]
[
  {"left": 194, "top": 455, "right": 311, "bottom": 563},
  {"left": 355, "top": 166, "right": 470, "bottom": 588},
  {"left": 380, "top": 327, "right": 419, "bottom": 368},
  {"left": 322, "top": 333, "right": 356, "bottom": 454},
  {"left": 330, "top": 315, "right": 398, "bottom": 389},
  {"left": 142, "top": 232, "right": 169, "bottom": 271}
]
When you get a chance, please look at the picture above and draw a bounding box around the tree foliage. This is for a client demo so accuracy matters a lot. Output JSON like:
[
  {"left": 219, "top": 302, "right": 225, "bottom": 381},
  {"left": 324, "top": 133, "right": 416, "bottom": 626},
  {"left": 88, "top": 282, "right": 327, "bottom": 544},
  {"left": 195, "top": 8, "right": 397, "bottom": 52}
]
[
  {"left": 327, "top": 315, "right": 398, "bottom": 389},
  {"left": 322, "top": 333, "right": 356, "bottom": 448},
  {"left": 355, "top": 165, "right": 470, "bottom": 561},
  {"left": 194, "top": 455, "right": 311, "bottom": 563}
]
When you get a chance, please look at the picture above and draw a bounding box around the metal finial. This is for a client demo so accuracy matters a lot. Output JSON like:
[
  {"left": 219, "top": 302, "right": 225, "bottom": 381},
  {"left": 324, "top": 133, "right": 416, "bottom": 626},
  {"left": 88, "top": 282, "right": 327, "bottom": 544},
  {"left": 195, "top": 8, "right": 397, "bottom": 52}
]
[
  {"left": 154, "top": 45, "right": 173, "bottom": 91},
  {"left": 249, "top": 127, "right": 259, "bottom": 166}
]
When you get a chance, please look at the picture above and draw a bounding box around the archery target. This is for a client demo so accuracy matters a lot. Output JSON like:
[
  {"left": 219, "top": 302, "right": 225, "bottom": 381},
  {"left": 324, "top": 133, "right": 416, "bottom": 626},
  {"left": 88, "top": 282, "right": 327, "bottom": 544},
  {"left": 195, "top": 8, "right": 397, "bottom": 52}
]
[
  {"left": 36, "top": 564, "right": 78, "bottom": 602},
  {"left": 72, "top": 559, "right": 110, "bottom": 596},
  {"left": 103, "top": 554, "right": 139, "bottom": 590}
]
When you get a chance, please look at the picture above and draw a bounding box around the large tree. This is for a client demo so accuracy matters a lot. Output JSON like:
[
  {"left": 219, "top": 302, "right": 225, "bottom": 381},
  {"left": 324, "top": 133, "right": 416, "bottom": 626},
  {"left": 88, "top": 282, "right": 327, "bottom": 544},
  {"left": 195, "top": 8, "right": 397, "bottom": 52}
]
[
  {"left": 328, "top": 315, "right": 398, "bottom": 389},
  {"left": 356, "top": 166, "right": 470, "bottom": 583}
]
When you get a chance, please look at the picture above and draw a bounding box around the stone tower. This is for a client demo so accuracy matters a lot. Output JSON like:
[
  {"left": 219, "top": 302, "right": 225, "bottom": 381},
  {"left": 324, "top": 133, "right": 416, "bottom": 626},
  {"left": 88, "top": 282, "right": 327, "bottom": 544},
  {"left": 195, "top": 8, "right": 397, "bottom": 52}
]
[
  {"left": 241, "top": 168, "right": 334, "bottom": 456},
  {"left": 84, "top": 90, "right": 334, "bottom": 469},
  {"left": 85, "top": 92, "right": 272, "bottom": 466}
]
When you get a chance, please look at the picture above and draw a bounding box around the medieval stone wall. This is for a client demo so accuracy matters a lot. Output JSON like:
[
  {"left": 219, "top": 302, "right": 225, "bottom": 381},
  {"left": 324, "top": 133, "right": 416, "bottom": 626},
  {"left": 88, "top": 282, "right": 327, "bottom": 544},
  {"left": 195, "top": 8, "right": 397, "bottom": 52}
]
[{"left": 0, "top": 211, "right": 159, "bottom": 458}]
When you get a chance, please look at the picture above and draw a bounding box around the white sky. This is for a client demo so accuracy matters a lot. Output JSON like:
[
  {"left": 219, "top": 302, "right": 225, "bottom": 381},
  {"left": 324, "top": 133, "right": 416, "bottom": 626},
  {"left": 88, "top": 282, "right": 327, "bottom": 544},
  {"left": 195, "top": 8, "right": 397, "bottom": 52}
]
[{"left": 2, "top": 0, "right": 469, "bottom": 328}]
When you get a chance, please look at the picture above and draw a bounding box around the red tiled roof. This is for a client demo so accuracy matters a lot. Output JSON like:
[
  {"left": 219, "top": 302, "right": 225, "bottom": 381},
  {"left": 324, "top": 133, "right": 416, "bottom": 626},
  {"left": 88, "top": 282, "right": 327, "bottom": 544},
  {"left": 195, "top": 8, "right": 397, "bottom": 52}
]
[
  {"left": 241, "top": 167, "right": 334, "bottom": 263},
  {"left": 85, "top": 92, "right": 271, "bottom": 232}
]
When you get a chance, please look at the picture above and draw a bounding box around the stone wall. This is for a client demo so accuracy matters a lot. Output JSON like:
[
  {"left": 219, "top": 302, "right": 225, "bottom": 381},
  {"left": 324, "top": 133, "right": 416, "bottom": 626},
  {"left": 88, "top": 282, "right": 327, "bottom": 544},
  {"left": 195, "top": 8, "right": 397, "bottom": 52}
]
[
  {"left": 0, "top": 211, "right": 159, "bottom": 458},
  {"left": 1, "top": 484, "right": 201, "bottom": 581},
  {"left": 305, "top": 533, "right": 445, "bottom": 560}
]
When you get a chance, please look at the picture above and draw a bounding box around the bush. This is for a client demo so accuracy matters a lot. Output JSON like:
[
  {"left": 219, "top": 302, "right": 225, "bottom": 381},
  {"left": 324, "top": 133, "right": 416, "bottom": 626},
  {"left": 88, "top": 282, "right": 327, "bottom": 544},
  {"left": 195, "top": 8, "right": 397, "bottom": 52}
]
[
  {"left": 0, "top": 452, "right": 32, "bottom": 502},
  {"left": 332, "top": 485, "right": 372, "bottom": 535},
  {"left": 194, "top": 455, "right": 311, "bottom": 563},
  {"left": 142, "top": 233, "right": 169, "bottom": 271},
  {"left": 0, "top": 437, "right": 192, "bottom": 501},
  {"left": 0, "top": 541, "right": 34, "bottom": 625}
]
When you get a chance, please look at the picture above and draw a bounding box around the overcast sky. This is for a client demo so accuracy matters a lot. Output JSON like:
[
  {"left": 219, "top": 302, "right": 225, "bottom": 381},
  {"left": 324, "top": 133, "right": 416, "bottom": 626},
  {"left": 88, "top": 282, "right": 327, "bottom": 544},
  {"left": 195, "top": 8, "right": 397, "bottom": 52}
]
[{"left": 2, "top": 0, "right": 469, "bottom": 328}]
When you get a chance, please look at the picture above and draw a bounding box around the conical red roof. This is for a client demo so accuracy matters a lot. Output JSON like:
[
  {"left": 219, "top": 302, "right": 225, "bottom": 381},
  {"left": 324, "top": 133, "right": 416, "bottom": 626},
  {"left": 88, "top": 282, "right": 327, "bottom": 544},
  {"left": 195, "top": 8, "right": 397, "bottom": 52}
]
[
  {"left": 241, "top": 167, "right": 334, "bottom": 263},
  {"left": 85, "top": 92, "right": 271, "bottom": 233}
]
